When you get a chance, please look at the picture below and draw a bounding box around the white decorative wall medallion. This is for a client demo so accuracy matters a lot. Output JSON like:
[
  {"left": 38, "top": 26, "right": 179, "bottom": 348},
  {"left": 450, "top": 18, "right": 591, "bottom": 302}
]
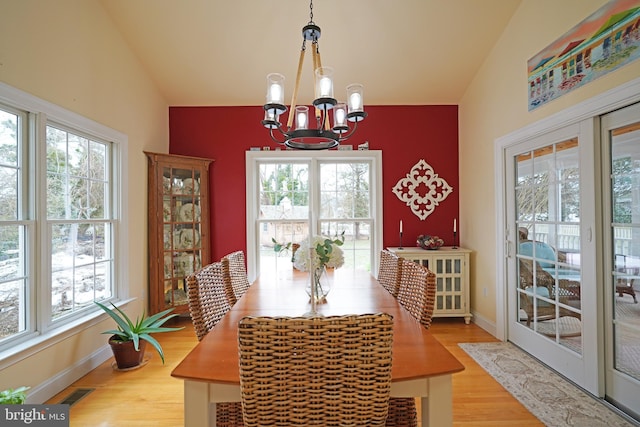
[{"left": 392, "top": 159, "right": 453, "bottom": 220}]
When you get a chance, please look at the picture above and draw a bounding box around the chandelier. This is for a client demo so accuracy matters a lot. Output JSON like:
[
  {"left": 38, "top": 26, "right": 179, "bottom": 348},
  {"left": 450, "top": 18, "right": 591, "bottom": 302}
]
[{"left": 261, "top": 0, "right": 367, "bottom": 150}]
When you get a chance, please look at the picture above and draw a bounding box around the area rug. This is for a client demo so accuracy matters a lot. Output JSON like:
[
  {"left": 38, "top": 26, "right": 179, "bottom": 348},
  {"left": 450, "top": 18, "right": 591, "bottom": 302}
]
[{"left": 459, "top": 342, "right": 637, "bottom": 426}]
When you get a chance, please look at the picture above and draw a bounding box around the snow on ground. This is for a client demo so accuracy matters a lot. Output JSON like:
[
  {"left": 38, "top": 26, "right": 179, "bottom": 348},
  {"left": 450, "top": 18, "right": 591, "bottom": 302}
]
[{"left": 0, "top": 251, "right": 107, "bottom": 337}]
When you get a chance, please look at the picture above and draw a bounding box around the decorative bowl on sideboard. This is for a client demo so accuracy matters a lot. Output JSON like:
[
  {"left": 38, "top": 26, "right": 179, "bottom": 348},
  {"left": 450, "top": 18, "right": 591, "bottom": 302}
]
[{"left": 417, "top": 235, "right": 444, "bottom": 250}]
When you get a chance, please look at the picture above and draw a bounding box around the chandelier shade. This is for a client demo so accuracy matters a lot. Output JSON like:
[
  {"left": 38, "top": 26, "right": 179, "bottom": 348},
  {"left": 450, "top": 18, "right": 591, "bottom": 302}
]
[{"left": 261, "top": 0, "right": 367, "bottom": 150}]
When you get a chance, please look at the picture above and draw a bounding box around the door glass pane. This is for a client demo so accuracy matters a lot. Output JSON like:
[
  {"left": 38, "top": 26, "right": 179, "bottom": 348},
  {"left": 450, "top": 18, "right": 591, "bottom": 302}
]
[
  {"left": 320, "top": 162, "right": 372, "bottom": 270},
  {"left": 260, "top": 220, "right": 309, "bottom": 275},
  {"left": 516, "top": 139, "right": 582, "bottom": 354},
  {"left": 319, "top": 163, "right": 370, "bottom": 219},
  {"left": 259, "top": 163, "right": 309, "bottom": 220},
  {"left": 610, "top": 121, "right": 640, "bottom": 382},
  {"left": 258, "top": 162, "right": 310, "bottom": 275},
  {"left": 320, "top": 220, "right": 370, "bottom": 270}
]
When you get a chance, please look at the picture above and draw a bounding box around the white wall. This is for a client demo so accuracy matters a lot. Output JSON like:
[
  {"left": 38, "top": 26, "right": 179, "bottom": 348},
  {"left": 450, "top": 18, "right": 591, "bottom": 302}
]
[
  {"left": 0, "top": 0, "right": 168, "bottom": 402},
  {"left": 459, "top": 0, "right": 640, "bottom": 329}
]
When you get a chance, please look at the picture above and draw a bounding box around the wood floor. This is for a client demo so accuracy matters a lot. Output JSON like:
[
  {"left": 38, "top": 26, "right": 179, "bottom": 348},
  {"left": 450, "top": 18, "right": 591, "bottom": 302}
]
[{"left": 46, "top": 317, "right": 542, "bottom": 426}]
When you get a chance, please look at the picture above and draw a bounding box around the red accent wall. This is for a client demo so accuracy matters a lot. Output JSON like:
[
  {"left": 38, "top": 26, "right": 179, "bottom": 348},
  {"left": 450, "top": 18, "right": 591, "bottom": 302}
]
[{"left": 169, "top": 105, "right": 459, "bottom": 260}]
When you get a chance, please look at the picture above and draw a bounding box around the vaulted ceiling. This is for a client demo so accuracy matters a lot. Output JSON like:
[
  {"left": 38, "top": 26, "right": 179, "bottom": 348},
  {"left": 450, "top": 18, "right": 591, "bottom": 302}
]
[{"left": 100, "top": 0, "right": 522, "bottom": 106}]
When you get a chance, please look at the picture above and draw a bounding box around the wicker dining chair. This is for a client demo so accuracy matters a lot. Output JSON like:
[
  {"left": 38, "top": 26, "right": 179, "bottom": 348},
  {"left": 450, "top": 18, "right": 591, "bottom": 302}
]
[
  {"left": 384, "top": 259, "right": 437, "bottom": 427},
  {"left": 222, "top": 250, "right": 251, "bottom": 304},
  {"left": 378, "top": 249, "right": 403, "bottom": 297},
  {"left": 238, "top": 313, "right": 394, "bottom": 427},
  {"left": 187, "top": 261, "right": 234, "bottom": 341},
  {"left": 186, "top": 261, "right": 244, "bottom": 426},
  {"left": 397, "top": 258, "right": 437, "bottom": 329}
]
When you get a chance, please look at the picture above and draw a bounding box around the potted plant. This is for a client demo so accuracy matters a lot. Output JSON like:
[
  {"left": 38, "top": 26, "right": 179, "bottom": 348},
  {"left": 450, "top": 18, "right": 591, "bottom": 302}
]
[
  {"left": 95, "top": 301, "right": 184, "bottom": 369},
  {"left": 0, "top": 386, "right": 29, "bottom": 404},
  {"left": 272, "top": 238, "right": 302, "bottom": 270},
  {"left": 272, "top": 238, "right": 300, "bottom": 263}
]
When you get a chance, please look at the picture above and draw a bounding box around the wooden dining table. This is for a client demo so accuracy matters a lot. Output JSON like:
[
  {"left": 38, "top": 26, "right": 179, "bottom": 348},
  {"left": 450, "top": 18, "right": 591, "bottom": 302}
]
[{"left": 171, "top": 267, "right": 465, "bottom": 426}]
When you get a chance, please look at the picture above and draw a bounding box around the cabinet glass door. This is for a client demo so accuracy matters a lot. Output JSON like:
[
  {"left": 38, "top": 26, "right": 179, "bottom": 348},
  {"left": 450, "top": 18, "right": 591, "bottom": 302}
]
[
  {"left": 162, "top": 166, "right": 202, "bottom": 309},
  {"left": 434, "top": 257, "right": 463, "bottom": 312}
]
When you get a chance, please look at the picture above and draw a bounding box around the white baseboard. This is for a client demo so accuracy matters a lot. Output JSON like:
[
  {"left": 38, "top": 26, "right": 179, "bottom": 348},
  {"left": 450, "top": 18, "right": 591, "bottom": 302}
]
[
  {"left": 470, "top": 310, "right": 498, "bottom": 339},
  {"left": 26, "top": 345, "right": 113, "bottom": 404}
]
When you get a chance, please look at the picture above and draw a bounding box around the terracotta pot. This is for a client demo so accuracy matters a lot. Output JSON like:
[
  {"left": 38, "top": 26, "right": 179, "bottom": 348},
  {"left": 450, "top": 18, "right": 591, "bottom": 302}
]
[
  {"left": 291, "top": 243, "right": 301, "bottom": 265},
  {"left": 109, "top": 335, "right": 147, "bottom": 369}
]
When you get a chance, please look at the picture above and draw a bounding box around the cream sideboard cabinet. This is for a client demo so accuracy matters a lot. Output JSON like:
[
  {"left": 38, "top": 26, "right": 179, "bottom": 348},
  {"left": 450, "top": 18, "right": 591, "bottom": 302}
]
[{"left": 387, "top": 246, "right": 472, "bottom": 324}]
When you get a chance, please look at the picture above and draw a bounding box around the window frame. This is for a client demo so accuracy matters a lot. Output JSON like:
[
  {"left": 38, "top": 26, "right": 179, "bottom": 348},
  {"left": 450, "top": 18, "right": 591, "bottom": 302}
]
[
  {"left": 0, "top": 81, "right": 128, "bottom": 359},
  {"left": 245, "top": 150, "right": 383, "bottom": 282}
]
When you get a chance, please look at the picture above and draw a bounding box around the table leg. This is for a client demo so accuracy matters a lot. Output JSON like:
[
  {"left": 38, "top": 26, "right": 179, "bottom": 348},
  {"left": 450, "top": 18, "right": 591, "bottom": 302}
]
[
  {"left": 422, "top": 375, "right": 453, "bottom": 426},
  {"left": 184, "top": 380, "right": 212, "bottom": 427}
]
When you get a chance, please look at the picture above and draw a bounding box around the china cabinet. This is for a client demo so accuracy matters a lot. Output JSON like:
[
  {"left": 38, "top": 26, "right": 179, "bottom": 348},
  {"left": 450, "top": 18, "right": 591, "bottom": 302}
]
[
  {"left": 387, "top": 246, "right": 472, "bottom": 324},
  {"left": 146, "top": 152, "right": 213, "bottom": 315}
]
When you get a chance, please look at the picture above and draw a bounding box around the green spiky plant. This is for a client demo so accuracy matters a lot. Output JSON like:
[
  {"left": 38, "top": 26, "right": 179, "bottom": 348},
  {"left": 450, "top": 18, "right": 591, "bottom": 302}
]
[
  {"left": 95, "top": 302, "right": 184, "bottom": 364},
  {"left": 0, "top": 386, "right": 30, "bottom": 404}
]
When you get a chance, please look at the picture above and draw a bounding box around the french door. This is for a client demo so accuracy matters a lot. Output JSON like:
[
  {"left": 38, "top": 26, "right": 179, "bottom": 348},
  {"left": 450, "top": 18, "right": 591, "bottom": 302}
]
[
  {"left": 601, "top": 102, "right": 640, "bottom": 417},
  {"left": 505, "top": 119, "right": 600, "bottom": 394},
  {"left": 498, "top": 79, "right": 640, "bottom": 422}
]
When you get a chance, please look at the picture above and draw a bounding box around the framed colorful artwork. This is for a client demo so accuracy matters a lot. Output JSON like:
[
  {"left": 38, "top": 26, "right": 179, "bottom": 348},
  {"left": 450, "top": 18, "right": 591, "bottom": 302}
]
[{"left": 528, "top": 0, "right": 640, "bottom": 111}]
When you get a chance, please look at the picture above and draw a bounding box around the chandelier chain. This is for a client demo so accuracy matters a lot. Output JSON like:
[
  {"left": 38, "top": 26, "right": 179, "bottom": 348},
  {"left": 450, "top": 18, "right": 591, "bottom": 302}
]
[{"left": 308, "top": 0, "right": 314, "bottom": 24}]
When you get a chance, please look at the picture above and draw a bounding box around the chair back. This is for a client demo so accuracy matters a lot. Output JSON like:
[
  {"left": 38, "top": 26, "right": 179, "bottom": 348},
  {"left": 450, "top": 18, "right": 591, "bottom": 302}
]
[
  {"left": 238, "top": 313, "right": 394, "bottom": 427},
  {"left": 186, "top": 262, "right": 234, "bottom": 341},
  {"left": 397, "top": 259, "right": 437, "bottom": 329},
  {"left": 518, "top": 258, "right": 581, "bottom": 326},
  {"left": 518, "top": 257, "right": 554, "bottom": 291},
  {"left": 378, "top": 249, "right": 403, "bottom": 297},
  {"left": 222, "top": 250, "right": 251, "bottom": 303},
  {"left": 519, "top": 241, "right": 556, "bottom": 268}
]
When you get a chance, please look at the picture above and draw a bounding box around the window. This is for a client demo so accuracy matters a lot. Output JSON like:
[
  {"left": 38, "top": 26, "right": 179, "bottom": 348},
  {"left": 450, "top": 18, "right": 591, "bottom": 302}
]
[
  {"left": 245, "top": 151, "right": 382, "bottom": 281},
  {"left": 0, "top": 83, "right": 126, "bottom": 353},
  {"left": 46, "top": 125, "right": 114, "bottom": 320}
]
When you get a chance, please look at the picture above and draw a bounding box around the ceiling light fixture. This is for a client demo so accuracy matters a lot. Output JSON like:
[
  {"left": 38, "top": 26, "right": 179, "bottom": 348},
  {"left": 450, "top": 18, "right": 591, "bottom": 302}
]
[{"left": 261, "top": 0, "right": 367, "bottom": 150}]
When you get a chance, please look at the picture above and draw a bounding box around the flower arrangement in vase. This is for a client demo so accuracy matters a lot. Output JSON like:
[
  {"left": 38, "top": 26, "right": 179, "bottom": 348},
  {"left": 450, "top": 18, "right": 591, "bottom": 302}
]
[{"left": 293, "top": 233, "right": 345, "bottom": 303}]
